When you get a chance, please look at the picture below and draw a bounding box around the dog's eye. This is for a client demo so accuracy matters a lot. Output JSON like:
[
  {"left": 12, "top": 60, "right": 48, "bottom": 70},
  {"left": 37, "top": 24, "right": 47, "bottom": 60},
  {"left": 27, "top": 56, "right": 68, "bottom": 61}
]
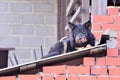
[
  {"left": 81, "top": 29, "right": 84, "bottom": 32},
  {"left": 77, "top": 29, "right": 80, "bottom": 32}
]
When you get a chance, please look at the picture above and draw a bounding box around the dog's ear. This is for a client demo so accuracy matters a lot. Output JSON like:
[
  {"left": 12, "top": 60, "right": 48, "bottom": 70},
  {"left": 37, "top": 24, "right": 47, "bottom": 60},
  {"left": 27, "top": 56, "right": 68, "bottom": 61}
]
[
  {"left": 83, "top": 20, "right": 91, "bottom": 29},
  {"left": 68, "top": 22, "right": 76, "bottom": 31}
]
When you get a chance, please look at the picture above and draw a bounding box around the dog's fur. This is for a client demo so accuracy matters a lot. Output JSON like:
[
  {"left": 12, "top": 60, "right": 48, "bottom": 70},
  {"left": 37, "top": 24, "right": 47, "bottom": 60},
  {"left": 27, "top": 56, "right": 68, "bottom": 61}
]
[{"left": 43, "top": 20, "right": 95, "bottom": 58}]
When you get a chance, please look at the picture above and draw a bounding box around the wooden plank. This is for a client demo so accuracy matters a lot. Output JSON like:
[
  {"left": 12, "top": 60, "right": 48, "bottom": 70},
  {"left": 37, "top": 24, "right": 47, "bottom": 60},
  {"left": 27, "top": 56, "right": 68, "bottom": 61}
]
[
  {"left": 57, "top": 0, "right": 67, "bottom": 40},
  {"left": 91, "top": 0, "right": 107, "bottom": 15},
  {"left": 0, "top": 48, "right": 14, "bottom": 50},
  {"left": 0, "top": 44, "right": 107, "bottom": 76},
  {"left": 70, "top": 7, "right": 81, "bottom": 22},
  {"left": 66, "top": 0, "right": 77, "bottom": 16},
  {"left": 81, "top": 0, "right": 90, "bottom": 23},
  {"left": 65, "top": 7, "right": 81, "bottom": 31}
]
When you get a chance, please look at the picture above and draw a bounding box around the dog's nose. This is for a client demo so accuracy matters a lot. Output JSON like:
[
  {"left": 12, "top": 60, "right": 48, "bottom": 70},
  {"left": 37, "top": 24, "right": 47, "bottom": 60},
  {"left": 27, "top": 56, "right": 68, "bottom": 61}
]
[
  {"left": 79, "top": 37, "right": 82, "bottom": 40},
  {"left": 79, "top": 37, "right": 85, "bottom": 43}
]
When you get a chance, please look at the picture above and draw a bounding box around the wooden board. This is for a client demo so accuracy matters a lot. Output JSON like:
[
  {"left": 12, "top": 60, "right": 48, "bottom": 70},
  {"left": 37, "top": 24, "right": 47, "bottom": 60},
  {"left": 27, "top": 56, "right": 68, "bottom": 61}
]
[
  {"left": 91, "top": 0, "right": 107, "bottom": 15},
  {"left": 66, "top": 0, "right": 77, "bottom": 16},
  {"left": 0, "top": 44, "right": 107, "bottom": 76}
]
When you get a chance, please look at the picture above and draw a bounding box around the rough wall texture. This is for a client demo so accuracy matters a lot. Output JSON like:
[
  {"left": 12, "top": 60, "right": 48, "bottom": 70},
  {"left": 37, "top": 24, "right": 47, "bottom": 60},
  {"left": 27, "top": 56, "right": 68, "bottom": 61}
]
[
  {"left": 12, "top": 7, "right": 119, "bottom": 80},
  {"left": 1, "top": 6, "right": 120, "bottom": 80},
  {"left": 0, "top": 0, "right": 57, "bottom": 65}
]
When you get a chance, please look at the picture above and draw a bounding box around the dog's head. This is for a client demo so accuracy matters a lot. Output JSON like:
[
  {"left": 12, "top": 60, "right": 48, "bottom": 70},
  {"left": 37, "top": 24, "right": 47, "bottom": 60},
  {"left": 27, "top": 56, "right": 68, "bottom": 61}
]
[{"left": 68, "top": 20, "right": 91, "bottom": 47}]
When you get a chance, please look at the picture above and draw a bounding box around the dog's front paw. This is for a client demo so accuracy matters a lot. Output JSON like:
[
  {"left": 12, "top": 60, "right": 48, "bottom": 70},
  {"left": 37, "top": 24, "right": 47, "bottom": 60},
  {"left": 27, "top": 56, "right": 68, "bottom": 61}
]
[
  {"left": 86, "top": 44, "right": 92, "bottom": 48},
  {"left": 76, "top": 47, "right": 84, "bottom": 51}
]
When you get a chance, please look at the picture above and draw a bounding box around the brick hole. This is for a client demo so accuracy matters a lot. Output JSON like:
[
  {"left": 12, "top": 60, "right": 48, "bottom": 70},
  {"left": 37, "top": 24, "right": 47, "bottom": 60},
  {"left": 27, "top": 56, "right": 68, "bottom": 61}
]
[{"left": 118, "top": 48, "right": 120, "bottom": 55}]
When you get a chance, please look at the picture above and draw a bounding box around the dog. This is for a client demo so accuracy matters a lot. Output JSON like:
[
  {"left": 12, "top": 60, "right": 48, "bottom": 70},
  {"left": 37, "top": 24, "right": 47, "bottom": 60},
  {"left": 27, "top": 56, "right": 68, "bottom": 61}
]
[{"left": 43, "top": 20, "right": 95, "bottom": 58}]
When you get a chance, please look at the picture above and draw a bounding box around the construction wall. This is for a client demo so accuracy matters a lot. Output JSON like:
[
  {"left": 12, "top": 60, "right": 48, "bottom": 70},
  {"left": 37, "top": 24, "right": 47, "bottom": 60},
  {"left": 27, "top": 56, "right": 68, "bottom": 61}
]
[
  {"left": 0, "top": 0, "right": 57, "bottom": 65},
  {"left": 11, "top": 7, "right": 120, "bottom": 80},
  {"left": 92, "top": 7, "right": 120, "bottom": 53},
  {"left": 8, "top": 7, "right": 119, "bottom": 80}
]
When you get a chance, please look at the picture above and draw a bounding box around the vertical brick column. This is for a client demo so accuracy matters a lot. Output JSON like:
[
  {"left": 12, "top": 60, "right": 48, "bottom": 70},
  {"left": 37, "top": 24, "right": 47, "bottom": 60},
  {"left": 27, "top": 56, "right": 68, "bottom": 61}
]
[{"left": 92, "top": 7, "right": 120, "bottom": 57}]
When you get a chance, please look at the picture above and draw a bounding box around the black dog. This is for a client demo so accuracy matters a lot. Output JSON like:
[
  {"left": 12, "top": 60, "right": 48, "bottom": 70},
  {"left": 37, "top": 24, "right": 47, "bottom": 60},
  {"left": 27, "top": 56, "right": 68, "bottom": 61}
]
[{"left": 43, "top": 20, "right": 95, "bottom": 58}]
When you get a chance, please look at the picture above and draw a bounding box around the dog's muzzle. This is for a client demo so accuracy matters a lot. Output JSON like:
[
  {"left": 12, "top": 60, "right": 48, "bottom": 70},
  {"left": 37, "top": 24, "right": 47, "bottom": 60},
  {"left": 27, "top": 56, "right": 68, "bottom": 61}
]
[
  {"left": 79, "top": 37, "right": 85, "bottom": 43},
  {"left": 77, "top": 36, "right": 87, "bottom": 44}
]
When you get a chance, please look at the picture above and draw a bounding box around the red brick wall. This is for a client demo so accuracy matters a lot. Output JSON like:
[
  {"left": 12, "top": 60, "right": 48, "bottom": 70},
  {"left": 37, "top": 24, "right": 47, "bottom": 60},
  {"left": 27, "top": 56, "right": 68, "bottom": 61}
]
[
  {"left": 92, "top": 7, "right": 119, "bottom": 41},
  {"left": 1, "top": 7, "right": 120, "bottom": 80},
  {"left": 92, "top": 7, "right": 120, "bottom": 56}
]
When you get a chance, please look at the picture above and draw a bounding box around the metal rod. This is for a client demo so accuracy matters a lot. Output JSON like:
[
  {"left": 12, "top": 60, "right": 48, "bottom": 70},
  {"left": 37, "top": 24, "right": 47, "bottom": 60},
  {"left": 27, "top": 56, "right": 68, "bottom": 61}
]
[
  {"left": 40, "top": 45, "right": 43, "bottom": 58},
  {"left": 112, "top": 0, "right": 116, "bottom": 6},
  {"left": 13, "top": 53, "right": 19, "bottom": 65},
  {"left": 9, "top": 56, "right": 14, "bottom": 66},
  {"left": 33, "top": 49, "right": 37, "bottom": 60}
]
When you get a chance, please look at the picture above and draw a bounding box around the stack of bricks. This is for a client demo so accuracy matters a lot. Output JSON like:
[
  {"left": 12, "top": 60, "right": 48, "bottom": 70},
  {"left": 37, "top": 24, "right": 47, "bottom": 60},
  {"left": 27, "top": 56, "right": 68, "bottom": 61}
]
[
  {"left": 92, "top": 6, "right": 120, "bottom": 56},
  {"left": 1, "top": 59, "right": 120, "bottom": 80},
  {"left": 1, "top": 6, "right": 120, "bottom": 80}
]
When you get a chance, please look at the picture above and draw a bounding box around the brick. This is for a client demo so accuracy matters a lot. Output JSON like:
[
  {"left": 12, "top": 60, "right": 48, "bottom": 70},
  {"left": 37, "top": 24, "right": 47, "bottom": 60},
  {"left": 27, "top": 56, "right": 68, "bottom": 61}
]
[
  {"left": 106, "top": 31, "right": 118, "bottom": 48},
  {"left": 93, "top": 31, "right": 103, "bottom": 41},
  {"left": 109, "top": 67, "right": 120, "bottom": 75},
  {"left": 118, "top": 32, "right": 120, "bottom": 40},
  {"left": 22, "top": 14, "right": 43, "bottom": 24},
  {"left": 0, "top": 2, "right": 8, "bottom": 12},
  {"left": 91, "top": 67, "right": 107, "bottom": 75},
  {"left": 107, "top": 38, "right": 118, "bottom": 48},
  {"left": 106, "top": 57, "right": 120, "bottom": 66},
  {"left": 97, "top": 76, "right": 109, "bottom": 80},
  {"left": 0, "top": 76, "right": 16, "bottom": 80},
  {"left": 42, "top": 75, "right": 54, "bottom": 80},
  {"left": 0, "top": 37, "right": 20, "bottom": 47},
  {"left": 17, "top": 59, "right": 31, "bottom": 64},
  {"left": 45, "top": 14, "right": 57, "bottom": 24},
  {"left": 34, "top": 3, "right": 54, "bottom": 12},
  {"left": 102, "top": 24, "right": 120, "bottom": 31},
  {"left": 92, "top": 23, "right": 101, "bottom": 31},
  {"left": 115, "top": 16, "right": 120, "bottom": 23},
  {"left": 45, "top": 37, "right": 57, "bottom": 47},
  {"left": 107, "top": 48, "right": 118, "bottom": 56},
  {"left": 41, "top": 48, "right": 49, "bottom": 57},
  {"left": 67, "top": 66, "right": 89, "bottom": 75},
  {"left": 55, "top": 75, "right": 66, "bottom": 80},
  {"left": 67, "top": 75, "right": 79, "bottom": 80},
  {"left": 0, "top": 14, "right": 20, "bottom": 24},
  {"left": 0, "top": 25, "right": 11, "bottom": 35},
  {"left": 36, "top": 26, "right": 56, "bottom": 36},
  {"left": 109, "top": 77, "right": 120, "bottom": 80},
  {"left": 43, "top": 65, "right": 66, "bottom": 75},
  {"left": 18, "top": 75, "right": 41, "bottom": 80},
  {"left": 14, "top": 48, "right": 32, "bottom": 59},
  {"left": 92, "top": 15, "right": 113, "bottom": 23},
  {"left": 107, "top": 7, "right": 119, "bottom": 15},
  {"left": 11, "top": 3, "right": 32, "bottom": 12},
  {"left": 22, "top": 37, "right": 44, "bottom": 47},
  {"left": 30, "top": 48, "right": 43, "bottom": 59},
  {"left": 80, "top": 76, "right": 96, "bottom": 80},
  {"left": 96, "top": 58, "right": 106, "bottom": 66},
  {"left": 83, "top": 57, "right": 95, "bottom": 66},
  {"left": 104, "top": 30, "right": 118, "bottom": 38},
  {"left": 12, "top": 25, "right": 34, "bottom": 35}
]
